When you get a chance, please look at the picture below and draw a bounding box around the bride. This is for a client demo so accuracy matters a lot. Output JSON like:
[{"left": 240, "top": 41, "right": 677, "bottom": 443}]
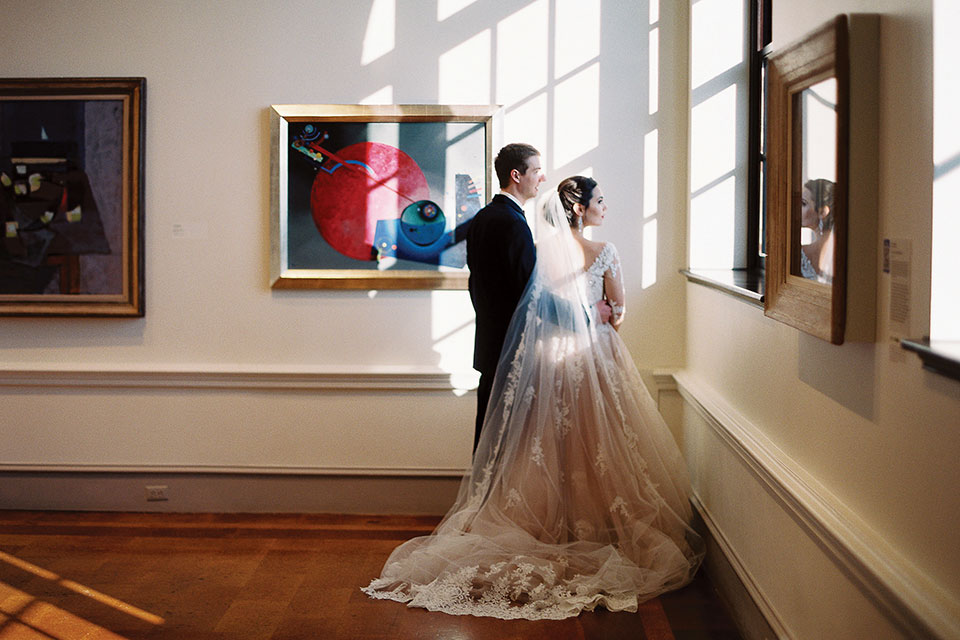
[{"left": 363, "top": 176, "right": 703, "bottom": 620}]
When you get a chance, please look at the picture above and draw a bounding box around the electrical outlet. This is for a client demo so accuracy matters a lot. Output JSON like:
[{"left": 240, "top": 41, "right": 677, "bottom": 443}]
[{"left": 145, "top": 485, "right": 168, "bottom": 501}]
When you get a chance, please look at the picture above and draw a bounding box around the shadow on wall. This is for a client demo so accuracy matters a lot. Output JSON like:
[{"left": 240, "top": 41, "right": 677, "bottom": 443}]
[{"left": 797, "top": 333, "right": 876, "bottom": 420}]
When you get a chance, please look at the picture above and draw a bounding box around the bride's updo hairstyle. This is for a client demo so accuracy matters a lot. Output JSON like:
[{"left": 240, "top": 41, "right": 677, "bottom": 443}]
[{"left": 557, "top": 176, "right": 598, "bottom": 227}]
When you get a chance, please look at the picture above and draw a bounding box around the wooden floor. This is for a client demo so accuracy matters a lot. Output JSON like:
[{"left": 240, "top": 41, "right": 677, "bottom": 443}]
[{"left": 0, "top": 511, "right": 742, "bottom": 640}]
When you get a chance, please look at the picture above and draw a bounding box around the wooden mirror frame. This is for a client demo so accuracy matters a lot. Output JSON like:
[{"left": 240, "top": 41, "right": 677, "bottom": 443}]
[{"left": 765, "top": 17, "right": 849, "bottom": 344}]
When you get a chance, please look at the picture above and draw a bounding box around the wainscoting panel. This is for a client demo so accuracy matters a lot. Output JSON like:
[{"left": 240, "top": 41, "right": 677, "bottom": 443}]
[
  {"left": 669, "top": 371, "right": 956, "bottom": 640},
  {"left": 0, "top": 365, "right": 477, "bottom": 477}
]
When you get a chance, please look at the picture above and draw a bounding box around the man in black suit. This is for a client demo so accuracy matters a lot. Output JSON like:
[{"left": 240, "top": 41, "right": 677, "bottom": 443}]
[
  {"left": 466, "top": 143, "right": 543, "bottom": 452},
  {"left": 467, "top": 143, "right": 612, "bottom": 452}
]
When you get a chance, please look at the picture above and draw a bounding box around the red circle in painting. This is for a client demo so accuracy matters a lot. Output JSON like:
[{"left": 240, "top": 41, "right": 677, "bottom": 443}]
[{"left": 310, "top": 142, "right": 429, "bottom": 261}]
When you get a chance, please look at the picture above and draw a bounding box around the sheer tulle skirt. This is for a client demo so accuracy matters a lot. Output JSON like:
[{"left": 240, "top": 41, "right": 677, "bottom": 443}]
[{"left": 363, "top": 274, "right": 703, "bottom": 619}]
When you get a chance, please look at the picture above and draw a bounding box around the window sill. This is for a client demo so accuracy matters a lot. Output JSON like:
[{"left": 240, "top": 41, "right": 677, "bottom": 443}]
[
  {"left": 900, "top": 338, "right": 960, "bottom": 383},
  {"left": 681, "top": 268, "right": 765, "bottom": 309}
]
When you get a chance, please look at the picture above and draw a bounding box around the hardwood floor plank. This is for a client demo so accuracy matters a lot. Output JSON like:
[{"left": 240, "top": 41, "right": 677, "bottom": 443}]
[{"left": 0, "top": 511, "right": 743, "bottom": 640}]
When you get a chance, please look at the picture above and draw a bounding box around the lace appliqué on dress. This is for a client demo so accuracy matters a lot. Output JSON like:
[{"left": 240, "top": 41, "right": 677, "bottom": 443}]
[
  {"left": 362, "top": 557, "right": 639, "bottom": 620},
  {"left": 585, "top": 243, "right": 619, "bottom": 304}
]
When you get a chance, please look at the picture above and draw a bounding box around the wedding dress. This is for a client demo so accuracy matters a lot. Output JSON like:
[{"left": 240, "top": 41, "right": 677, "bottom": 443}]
[{"left": 363, "top": 194, "right": 703, "bottom": 620}]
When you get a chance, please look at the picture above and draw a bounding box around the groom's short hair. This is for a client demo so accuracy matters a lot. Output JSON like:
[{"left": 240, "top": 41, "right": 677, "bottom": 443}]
[{"left": 494, "top": 143, "right": 540, "bottom": 188}]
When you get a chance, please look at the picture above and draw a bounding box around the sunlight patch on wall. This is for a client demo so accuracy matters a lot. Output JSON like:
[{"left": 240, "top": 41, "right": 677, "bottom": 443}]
[
  {"left": 690, "top": 0, "right": 743, "bottom": 89},
  {"left": 439, "top": 29, "right": 491, "bottom": 104},
  {"left": 689, "top": 85, "right": 737, "bottom": 193},
  {"left": 642, "top": 218, "right": 658, "bottom": 289},
  {"left": 438, "top": 0, "right": 481, "bottom": 21},
  {"left": 504, "top": 94, "right": 549, "bottom": 161},
  {"left": 360, "top": 85, "right": 394, "bottom": 105},
  {"left": 361, "top": 0, "right": 396, "bottom": 66},
  {"left": 690, "top": 176, "right": 736, "bottom": 268},
  {"left": 431, "top": 291, "right": 477, "bottom": 373},
  {"left": 649, "top": 27, "right": 659, "bottom": 114},
  {"left": 553, "top": 62, "right": 600, "bottom": 168},
  {"left": 931, "top": 0, "right": 960, "bottom": 340},
  {"left": 497, "top": 0, "right": 548, "bottom": 105},
  {"left": 644, "top": 129, "right": 658, "bottom": 218},
  {"left": 554, "top": 0, "right": 600, "bottom": 79}
]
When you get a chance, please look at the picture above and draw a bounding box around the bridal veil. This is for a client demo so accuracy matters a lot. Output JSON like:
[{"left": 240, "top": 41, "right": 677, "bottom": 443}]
[{"left": 363, "top": 192, "right": 703, "bottom": 619}]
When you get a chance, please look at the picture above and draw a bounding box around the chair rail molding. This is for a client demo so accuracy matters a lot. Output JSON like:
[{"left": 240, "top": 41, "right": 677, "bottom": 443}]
[{"left": 0, "top": 363, "right": 479, "bottom": 392}]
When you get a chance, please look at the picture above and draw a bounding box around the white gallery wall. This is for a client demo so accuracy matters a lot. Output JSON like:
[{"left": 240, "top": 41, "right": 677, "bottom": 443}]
[
  {"left": 683, "top": 0, "right": 960, "bottom": 637},
  {"left": 0, "top": 2, "right": 688, "bottom": 500},
  {"left": 7, "top": 0, "right": 957, "bottom": 635}
]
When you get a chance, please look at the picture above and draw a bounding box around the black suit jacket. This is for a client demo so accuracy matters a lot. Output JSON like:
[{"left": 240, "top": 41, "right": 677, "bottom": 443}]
[{"left": 466, "top": 194, "right": 536, "bottom": 375}]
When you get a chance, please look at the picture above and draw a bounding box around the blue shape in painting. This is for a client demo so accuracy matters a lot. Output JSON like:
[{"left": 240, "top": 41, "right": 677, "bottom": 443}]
[
  {"left": 374, "top": 200, "right": 451, "bottom": 265},
  {"left": 373, "top": 173, "right": 482, "bottom": 267},
  {"left": 400, "top": 200, "right": 446, "bottom": 246}
]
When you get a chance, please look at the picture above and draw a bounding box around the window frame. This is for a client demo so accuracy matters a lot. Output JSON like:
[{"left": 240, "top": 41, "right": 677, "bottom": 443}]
[
  {"left": 746, "top": 0, "right": 772, "bottom": 272},
  {"left": 682, "top": 0, "right": 771, "bottom": 304}
]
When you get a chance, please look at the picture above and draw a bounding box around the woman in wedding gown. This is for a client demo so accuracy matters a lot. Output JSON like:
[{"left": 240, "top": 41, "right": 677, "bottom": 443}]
[{"left": 363, "top": 176, "right": 703, "bottom": 620}]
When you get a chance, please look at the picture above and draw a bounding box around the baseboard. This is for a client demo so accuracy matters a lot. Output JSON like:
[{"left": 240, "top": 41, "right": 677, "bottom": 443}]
[
  {"left": 673, "top": 371, "right": 958, "bottom": 640},
  {"left": 0, "top": 471, "right": 462, "bottom": 515}
]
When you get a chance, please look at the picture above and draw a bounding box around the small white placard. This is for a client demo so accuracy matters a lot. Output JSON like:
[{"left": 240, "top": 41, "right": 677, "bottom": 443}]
[
  {"left": 172, "top": 221, "right": 208, "bottom": 240},
  {"left": 884, "top": 238, "right": 912, "bottom": 362}
]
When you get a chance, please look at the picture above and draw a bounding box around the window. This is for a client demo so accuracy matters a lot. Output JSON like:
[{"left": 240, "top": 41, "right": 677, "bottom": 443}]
[
  {"left": 683, "top": 0, "right": 770, "bottom": 304},
  {"left": 902, "top": 0, "right": 960, "bottom": 380}
]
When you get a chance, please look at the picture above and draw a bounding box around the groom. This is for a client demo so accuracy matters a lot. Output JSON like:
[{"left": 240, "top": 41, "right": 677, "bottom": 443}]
[
  {"left": 466, "top": 143, "right": 542, "bottom": 452},
  {"left": 466, "top": 143, "right": 611, "bottom": 452}
]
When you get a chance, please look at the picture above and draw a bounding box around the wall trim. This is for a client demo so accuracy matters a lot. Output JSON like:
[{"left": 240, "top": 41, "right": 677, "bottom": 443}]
[
  {"left": 0, "top": 463, "right": 468, "bottom": 477},
  {"left": 673, "top": 371, "right": 959, "bottom": 640},
  {"left": 0, "top": 364, "right": 479, "bottom": 392},
  {"left": 0, "top": 471, "right": 462, "bottom": 514},
  {"left": 692, "top": 494, "right": 789, "bottom": 639}
]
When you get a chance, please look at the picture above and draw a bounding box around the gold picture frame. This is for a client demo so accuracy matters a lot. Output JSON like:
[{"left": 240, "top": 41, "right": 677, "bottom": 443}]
[
  {"left": 269, "top": 104, "right": 497, "bottom": 290},
  {"left": 0, "top": 77, "right": 145, "bottom": 316}
]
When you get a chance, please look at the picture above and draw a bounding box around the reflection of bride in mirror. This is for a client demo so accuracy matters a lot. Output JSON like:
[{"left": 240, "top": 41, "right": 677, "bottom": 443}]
[
  {"left": 799, "top": 178, "right": 835, "bottom": 283},
  {"left": 363, "top": 176, "right": 703, "bottom": 620}
]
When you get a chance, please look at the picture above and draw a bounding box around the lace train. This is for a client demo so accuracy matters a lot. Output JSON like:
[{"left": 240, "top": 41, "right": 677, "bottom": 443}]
[{"left": 363, "top": 200, "right": 703, "bottom": 620}]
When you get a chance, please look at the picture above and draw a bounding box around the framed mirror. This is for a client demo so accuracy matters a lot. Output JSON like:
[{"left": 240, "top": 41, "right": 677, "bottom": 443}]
[{"left": 765, "top": 17, "right": 849, "bottom": 344}]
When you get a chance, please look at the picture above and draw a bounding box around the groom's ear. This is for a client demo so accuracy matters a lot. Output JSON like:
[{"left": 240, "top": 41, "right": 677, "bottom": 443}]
[{"left": 510, "top": 168, "right": 521, "bottom": 184}]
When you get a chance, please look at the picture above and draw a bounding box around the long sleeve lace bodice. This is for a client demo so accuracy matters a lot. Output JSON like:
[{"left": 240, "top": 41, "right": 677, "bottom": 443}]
[{"left": 585, "top": 242, "right": 625, "bottom": 326}]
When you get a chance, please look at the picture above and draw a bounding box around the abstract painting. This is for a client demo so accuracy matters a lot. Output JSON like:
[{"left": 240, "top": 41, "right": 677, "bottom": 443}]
[
  {"left": 270, "top": 104, "right": 496, "bottom": 289},
  {"left": 0, "top": 77, "right": 145, "bottom": 316}
]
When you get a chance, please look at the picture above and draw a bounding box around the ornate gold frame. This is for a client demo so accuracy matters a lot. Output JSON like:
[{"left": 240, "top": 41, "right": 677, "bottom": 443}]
[
  {"left": 269, "top": 104, "right": 497, "bottom": 290},
  {"left": 0, "top": 77, "right": 145, "bottom": 316}
]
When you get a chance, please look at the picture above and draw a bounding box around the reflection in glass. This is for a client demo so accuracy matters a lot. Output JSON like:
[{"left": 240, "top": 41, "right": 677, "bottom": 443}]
[{"left": 795, "top": 77, "right": 837, "bottom": 283}]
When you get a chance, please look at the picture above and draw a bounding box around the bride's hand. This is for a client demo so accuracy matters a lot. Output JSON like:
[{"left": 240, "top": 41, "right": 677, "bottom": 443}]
[{"left": 596, "top": 299, "right": 613, "bottom": 324}]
